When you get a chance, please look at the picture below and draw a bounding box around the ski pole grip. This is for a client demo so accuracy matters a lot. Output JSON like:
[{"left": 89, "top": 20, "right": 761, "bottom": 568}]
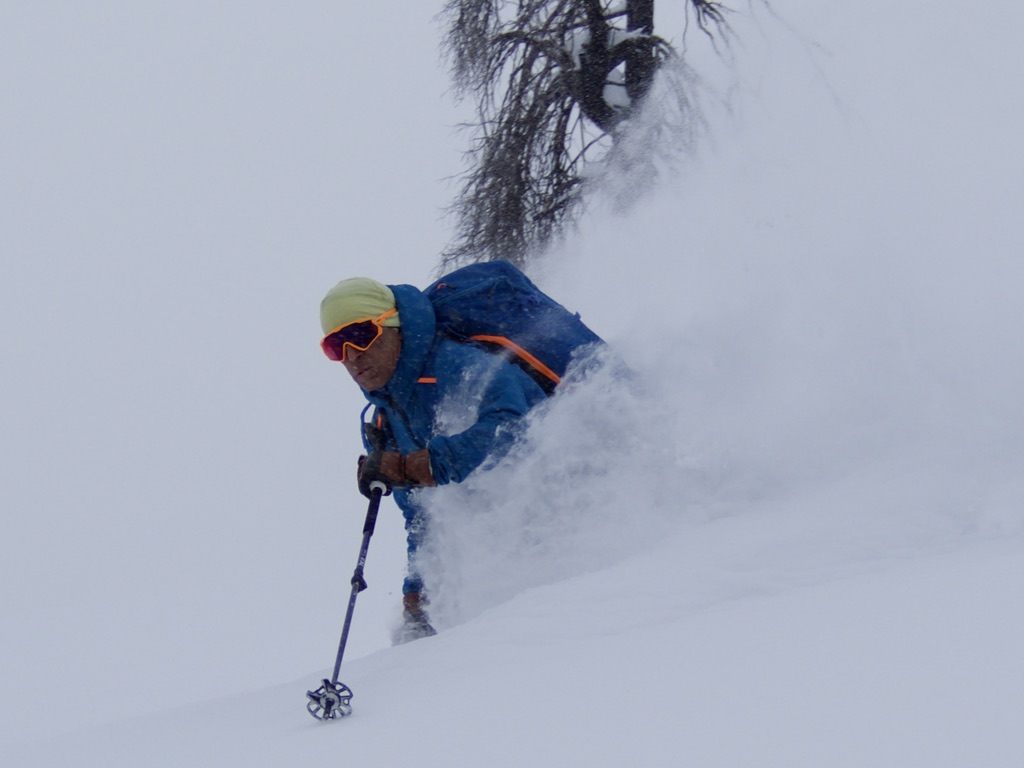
[{"left": 363, "top": 484, "right": 385, "bottom": 535}]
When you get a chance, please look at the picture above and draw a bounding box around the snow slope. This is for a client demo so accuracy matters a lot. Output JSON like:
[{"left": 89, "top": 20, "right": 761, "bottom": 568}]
[
  {"left": 10, "top": 535, "right": 1024, "bottom": 767},
  {"left": 3, "top": 1, "right": 1024, "bottom": 766}
]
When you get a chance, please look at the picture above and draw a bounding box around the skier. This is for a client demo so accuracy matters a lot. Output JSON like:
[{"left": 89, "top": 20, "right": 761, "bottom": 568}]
[{"left": 319, "top": 276, "right": 549, "bottom": 641}]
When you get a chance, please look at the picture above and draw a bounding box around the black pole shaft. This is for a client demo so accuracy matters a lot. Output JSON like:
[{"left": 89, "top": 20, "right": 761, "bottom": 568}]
[{"left": 330, "top": 486, "right": 383, "bottom": 684}]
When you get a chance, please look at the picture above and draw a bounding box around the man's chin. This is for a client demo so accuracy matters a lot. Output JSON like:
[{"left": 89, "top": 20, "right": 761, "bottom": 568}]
[{"left": 357, "top": 372, "right": 384, "bottom": 391}]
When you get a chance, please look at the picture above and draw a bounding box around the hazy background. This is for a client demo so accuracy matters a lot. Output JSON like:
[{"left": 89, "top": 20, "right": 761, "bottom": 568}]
[
  {"left": 3, "top": 0, "right": 1023, "bottom": 759},
  {"left": 1, "top": 1, "right": 458, "bottom": 739}
]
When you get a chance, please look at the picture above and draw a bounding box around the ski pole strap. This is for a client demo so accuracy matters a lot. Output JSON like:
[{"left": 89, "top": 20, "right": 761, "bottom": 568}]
[{"left": 362, "top": 413, "right": 389, "bottom": 452}]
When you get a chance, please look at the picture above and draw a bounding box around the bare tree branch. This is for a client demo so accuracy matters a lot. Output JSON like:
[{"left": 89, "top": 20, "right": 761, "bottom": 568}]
[{"left": 439, "top": 1, "right": 729, "bottom": 270}]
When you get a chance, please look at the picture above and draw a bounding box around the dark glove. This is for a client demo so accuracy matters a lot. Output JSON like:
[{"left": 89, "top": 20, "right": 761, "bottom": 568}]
[
  {"left": 357, "top": 450, "right": 436, "bottom": 498},
  {"left": 357, "top": 453, "right": 392, "bottom": 499}
]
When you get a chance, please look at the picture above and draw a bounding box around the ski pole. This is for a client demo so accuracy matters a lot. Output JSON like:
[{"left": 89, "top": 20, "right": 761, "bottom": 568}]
[{"left": 305, "top": 480, "right": 387, "bottom": 721}]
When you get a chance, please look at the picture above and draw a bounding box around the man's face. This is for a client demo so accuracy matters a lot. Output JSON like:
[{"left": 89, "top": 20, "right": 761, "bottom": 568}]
[{"left": 342, "top": 327, "right": 402, "bottom": 391}]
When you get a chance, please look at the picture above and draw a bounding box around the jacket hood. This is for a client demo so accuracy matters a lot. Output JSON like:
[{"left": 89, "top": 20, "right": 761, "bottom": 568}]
[{"left": 366, "top": 284, "right": 436, "bottom": 406}]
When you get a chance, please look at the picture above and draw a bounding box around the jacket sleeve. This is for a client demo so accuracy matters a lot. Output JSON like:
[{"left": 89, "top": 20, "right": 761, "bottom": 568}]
[{"left": 426, "top": 347, "right": 546, "bottom": 485}]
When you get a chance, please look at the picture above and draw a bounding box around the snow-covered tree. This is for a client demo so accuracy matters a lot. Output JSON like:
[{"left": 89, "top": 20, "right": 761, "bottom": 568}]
[{"left": 440, "top": 0, "right": 728, "bottom": 269}]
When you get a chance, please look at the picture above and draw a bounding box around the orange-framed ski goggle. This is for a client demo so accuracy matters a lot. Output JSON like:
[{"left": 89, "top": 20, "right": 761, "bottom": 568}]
[{"left": 320, "top": 308, "right": 397, "bottom": 362}]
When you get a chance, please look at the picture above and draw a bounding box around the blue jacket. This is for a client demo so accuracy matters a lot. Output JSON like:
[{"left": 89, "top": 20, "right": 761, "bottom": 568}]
[{"left": 360, "top": 284, "right": 548, "bottom": 590}]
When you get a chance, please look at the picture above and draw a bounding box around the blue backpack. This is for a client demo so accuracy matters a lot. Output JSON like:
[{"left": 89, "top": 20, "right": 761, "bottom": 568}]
[{"left": 424, "top": 260, "right": 604, "bottom": 395}]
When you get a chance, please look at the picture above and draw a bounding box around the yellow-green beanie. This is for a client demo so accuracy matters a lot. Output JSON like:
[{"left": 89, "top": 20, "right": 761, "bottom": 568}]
[{"left": 320, "top": 277, "right": 402, "bottom": 335}]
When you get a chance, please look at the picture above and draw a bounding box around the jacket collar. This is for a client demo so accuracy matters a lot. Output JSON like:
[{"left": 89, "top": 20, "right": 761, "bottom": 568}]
[{"left": 365, "top": 284, "right": 436, "bottom": 408}]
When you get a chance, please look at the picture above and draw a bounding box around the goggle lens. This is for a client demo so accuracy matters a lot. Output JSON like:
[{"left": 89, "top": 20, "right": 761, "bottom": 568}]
[{"left": 320, "top": 308, "right": 397, "bottom": 362}]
